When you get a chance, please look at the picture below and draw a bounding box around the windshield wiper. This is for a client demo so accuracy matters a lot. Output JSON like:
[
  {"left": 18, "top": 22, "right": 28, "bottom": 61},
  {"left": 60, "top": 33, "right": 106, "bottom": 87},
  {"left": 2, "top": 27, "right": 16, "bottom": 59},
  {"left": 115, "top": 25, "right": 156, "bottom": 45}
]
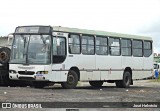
[
  {"left": 26, "top": 35, "right": 31, "bottom": 65},
  {"left": 40, "top": 35, "right": 46, "bottom": 45},
  {"left": 21, "top": 35, "right": 31, "bottom": 65},
  {"left": 22, "top": 35, "right": 28, "bottom": 56}
]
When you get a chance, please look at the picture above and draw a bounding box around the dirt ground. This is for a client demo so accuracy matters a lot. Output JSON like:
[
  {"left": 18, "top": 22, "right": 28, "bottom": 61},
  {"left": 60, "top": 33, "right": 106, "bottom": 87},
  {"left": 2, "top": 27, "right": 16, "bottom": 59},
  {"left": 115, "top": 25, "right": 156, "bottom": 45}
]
[{"left": 0, "top": 80, "right": 160, "bottom": 111}]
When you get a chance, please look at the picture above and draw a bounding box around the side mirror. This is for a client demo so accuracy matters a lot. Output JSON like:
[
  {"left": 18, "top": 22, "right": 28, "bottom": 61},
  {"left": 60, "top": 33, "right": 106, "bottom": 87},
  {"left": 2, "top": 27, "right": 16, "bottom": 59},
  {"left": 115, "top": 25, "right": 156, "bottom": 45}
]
[
  {"left": 68, "top": 38, "right": 73, "bottom": 43},
  {"left": 7, "top": 33, "right": 13, "bottom": 47}
]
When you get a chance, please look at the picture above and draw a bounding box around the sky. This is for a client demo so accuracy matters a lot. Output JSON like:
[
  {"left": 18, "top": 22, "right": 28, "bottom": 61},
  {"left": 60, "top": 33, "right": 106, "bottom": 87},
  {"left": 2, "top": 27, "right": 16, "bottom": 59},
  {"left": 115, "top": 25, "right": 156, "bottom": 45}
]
[{"left": 0, "top": 0, "right": 160, "bottom": 53}]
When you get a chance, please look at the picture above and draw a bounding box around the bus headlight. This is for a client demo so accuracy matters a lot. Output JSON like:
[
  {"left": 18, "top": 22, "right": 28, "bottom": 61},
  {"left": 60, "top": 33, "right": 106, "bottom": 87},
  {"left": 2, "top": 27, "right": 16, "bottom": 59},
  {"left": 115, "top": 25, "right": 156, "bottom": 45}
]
[
  {"left": 9, "top": 70, "right": 16, "bottom": 74},
  {"left": 36, "top": 71, "right": 48, "bottom": 74}
]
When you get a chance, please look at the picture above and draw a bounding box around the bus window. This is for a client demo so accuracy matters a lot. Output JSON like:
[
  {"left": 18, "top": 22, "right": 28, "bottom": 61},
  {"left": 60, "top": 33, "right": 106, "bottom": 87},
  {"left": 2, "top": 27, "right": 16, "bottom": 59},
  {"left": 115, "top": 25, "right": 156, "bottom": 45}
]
[
  {"left": 109, "top": 37, "right": 120, "bottom": 56},
  {"left": 96, "top": 36, "right": 108, "bottom": 55},
  {"left": 132, "top": 40, "right": 142, "bottom": 57},
  {"left": 68, "top": 34, "right": 80, "bottom": 54},
  {"left": 53, "top": 37, "right": 66, "bottom": 55},
  {"left": 144, "top": 41, "right": 152, "bottom": 57},
  {"left": 82, "top": 35, "right": 95, "bottom": 55},
  {"left": 121, "top": 39, "right": 131, "bottom": 56},
  {"left": 52, "top": 37, "right": 66, "bottom": 63}
]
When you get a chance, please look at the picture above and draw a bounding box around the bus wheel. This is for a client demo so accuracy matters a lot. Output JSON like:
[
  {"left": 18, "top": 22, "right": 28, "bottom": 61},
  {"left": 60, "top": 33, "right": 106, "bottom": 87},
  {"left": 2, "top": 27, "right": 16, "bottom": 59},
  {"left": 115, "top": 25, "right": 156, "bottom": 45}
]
[
  {"left": 61, "top": 70, "right": 78, "bottom": 89},
  {"left": 89, "top": 81, "right": 103, "bottom": 87},
  {"left": 0, "top": 47, "right": 11, "bottom": 64},
  {"left": 32, "top": 81, "right": 47, "bottom": 88},
  {"left": 115, "top": 71, "right": 131, "bottom": 88}
]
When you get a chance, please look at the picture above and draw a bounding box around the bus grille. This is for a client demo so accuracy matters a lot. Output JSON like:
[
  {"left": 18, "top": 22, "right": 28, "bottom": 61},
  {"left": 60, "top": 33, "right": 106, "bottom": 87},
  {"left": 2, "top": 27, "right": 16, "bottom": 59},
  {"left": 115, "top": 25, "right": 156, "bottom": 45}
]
[
  {"left": 19, "top": 77, "right": 35, "bottom": 81},
  {"left": 18, "top": 71, "right": 35, "bottom": 75}
]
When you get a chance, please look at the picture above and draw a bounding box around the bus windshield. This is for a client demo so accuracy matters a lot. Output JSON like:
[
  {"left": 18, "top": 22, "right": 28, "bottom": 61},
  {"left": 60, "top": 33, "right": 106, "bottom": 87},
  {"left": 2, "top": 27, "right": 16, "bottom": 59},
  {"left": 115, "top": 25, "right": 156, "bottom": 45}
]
[{"left": 10, "top": 35, "right": 51, "bottom": 64}]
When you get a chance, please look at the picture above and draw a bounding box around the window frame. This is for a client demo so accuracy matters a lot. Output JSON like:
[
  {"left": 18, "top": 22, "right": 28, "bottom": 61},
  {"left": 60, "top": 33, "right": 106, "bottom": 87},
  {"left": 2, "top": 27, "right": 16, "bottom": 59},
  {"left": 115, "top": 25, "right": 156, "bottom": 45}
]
[
  {"left": 52, "top": 36, "right": 67, "bottom": 64},
  {"left": 121, "top": 38, "right": 132, "bottom": 56},
  {"left": 68, "top": 33, "right": 81, "bottom": 54},
  {"left": 52, "top": 36, "right": 67, "bottom": 56},
  {"left": 109, "top": 37, "right": 121, "bottom": 56},
  {"left": 132, "top": 39, "right": 143, "bottom": 57},
  {"left": 95, "top": 36, "right": 108, "bottom": 55},
  {"left": 143, "top": 40, "right": 152, "bottom": 57},
  {"left": 81, "top": 34, "right": 95, "bottom": 55}
]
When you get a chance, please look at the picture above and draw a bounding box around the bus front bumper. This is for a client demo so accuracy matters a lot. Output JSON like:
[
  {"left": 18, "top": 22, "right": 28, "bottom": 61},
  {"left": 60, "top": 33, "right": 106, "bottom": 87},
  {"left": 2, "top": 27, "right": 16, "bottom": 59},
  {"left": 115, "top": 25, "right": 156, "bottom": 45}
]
[{"left": 9, "top": 73, "right": 49, "bottom": 81}]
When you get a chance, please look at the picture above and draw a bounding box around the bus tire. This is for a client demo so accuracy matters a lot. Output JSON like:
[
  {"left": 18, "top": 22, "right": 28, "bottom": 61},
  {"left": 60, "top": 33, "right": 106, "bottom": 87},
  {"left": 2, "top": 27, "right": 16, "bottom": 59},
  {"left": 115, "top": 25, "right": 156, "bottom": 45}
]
[
  {"left": 0, "top": 47, "right": 11, "bottom": 64},
  {"left": 61, "top": 70, "right": 78, "bottom": 89},
  {"left": 89, "top": 81, "right": 103, "bottom": 87},
  {"left": 32, "top": 81, "right": 47, "bottom": 88},
  {"left": 115, "top": 71, "right": 131, "bottom": 88}
]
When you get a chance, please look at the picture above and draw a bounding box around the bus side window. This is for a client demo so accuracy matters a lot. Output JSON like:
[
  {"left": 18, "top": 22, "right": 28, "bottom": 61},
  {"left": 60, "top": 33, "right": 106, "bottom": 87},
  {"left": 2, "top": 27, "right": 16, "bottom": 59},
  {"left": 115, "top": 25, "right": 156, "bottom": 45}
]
[
  {"left": 68, "top": 34, "right": 80, "bottom": 54},
  {"left": 82, "top": 35, "right": 95, "bottom": 55},
  {"left": 52, "top": 37, "right": 66, "bottom": 63},
  {"left": 121, "top": 39, "right": 131, "bottom": 56},
  {"left": 144, "top": 41, "right": 152, "bottom": 57},
  {"left": 132, "top": 40, "right": 143, "bottom": 57},
  {"left": 96, "top": 36, "right": 108, "bottom": 55},
  {"left": 109, "top": 37, "right": 120, "bottom": 56}
]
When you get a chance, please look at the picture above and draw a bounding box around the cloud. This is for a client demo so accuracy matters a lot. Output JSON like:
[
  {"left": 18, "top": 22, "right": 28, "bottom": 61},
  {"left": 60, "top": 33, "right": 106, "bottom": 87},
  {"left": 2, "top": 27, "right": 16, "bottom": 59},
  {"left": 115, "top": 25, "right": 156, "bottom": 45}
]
[
  {"left": 138, "top": 18, "right": 160, "bottom": 34},
  {"left": 137, "top": 18, "right": 160, "bottom": 53}
]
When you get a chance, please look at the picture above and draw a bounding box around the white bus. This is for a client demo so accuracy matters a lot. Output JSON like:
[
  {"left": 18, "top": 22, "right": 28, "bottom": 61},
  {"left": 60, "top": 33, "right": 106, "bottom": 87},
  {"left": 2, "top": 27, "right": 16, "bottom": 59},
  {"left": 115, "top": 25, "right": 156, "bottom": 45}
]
[{"left": 9, "top": 26, "right": 153, "bottom": 88}]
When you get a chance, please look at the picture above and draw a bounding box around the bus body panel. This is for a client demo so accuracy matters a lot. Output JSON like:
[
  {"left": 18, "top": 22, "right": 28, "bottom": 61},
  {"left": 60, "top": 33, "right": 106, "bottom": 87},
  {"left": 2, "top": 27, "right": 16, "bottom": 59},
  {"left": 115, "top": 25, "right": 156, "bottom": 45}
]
[
  {"left": 143, "top": 55, "right": 153, "bottom": 78},
  {"left": 51, "top": 71, "right": 68, "bottom": 82},
  {"left": 64, "top": 54, "right": 96, "bottom": 81},
  {"left": 104, "top": 56, "right": 122, "bottom": 80},
  {"left": 96, "top": 55, "right": 109, "bottom": 80}
]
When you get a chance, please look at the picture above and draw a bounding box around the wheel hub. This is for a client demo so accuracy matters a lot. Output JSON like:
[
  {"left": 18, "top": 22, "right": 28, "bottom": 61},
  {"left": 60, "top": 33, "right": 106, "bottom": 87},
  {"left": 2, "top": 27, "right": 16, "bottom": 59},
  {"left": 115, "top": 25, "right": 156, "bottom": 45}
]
[
  {"left": 0, "top": 51, "right": 7, "bottom": 61},
  {"left": 67, "top": 75, "right": 74, "bottom": 85}
]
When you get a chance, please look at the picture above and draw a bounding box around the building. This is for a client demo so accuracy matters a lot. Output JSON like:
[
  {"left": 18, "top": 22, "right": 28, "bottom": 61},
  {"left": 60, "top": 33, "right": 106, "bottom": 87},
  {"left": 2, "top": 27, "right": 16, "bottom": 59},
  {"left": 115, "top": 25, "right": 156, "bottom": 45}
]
[{"left": 154, "top": 53, "right": 160, "bottom": 63}]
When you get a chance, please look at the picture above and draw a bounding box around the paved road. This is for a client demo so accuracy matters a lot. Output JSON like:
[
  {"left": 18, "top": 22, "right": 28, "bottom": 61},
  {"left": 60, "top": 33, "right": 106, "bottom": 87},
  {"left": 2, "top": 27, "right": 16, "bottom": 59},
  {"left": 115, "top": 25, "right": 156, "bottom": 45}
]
[{"left": 0, "top": 80, "right": 160, "bottom": 111}]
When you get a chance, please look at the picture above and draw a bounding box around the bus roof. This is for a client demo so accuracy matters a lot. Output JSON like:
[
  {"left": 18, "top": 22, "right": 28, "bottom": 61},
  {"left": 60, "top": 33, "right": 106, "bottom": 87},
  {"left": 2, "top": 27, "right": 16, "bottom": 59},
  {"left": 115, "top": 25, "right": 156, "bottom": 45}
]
[{"left": 52, "top": 26, "right": 152, "bottom": 41}]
